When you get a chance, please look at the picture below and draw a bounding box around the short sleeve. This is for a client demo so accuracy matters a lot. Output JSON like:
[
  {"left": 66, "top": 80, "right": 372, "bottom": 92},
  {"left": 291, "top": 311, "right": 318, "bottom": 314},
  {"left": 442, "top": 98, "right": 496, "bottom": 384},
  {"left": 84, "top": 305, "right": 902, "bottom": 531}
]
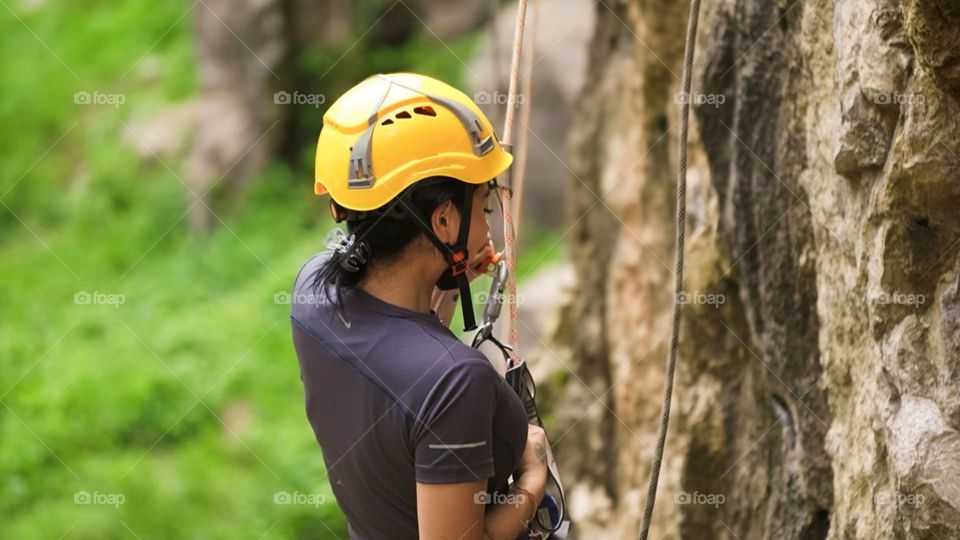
[{"left": 414, "top": 359, "right": 497, "bottom": 484}]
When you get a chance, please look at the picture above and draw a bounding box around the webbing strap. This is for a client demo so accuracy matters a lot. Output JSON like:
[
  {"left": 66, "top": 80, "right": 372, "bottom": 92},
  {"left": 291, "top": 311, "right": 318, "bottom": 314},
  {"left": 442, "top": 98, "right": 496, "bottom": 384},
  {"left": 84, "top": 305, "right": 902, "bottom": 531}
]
[{"left": 395, "top": 184, "right": 478, "bottom": 332}]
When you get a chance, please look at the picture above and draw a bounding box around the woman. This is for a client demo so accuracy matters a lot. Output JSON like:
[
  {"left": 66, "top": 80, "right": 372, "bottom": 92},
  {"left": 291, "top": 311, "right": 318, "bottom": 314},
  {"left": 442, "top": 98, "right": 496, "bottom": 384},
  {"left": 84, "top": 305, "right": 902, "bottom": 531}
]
[{"left": 290, "top": 73, "right": 549, "bottom": 539}]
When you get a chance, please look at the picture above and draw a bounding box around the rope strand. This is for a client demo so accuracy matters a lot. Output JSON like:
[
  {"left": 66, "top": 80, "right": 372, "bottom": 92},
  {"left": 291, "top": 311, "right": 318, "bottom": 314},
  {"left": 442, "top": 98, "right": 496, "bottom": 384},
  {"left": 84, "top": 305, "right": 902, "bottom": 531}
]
[
  {"left": 637, "top": 0, "right": 701, "bottom": 538},
  {"left": 500, "top": 0, "right": 528, "bottom": 364},
  {"left": 512, "top": 0, "right": 537, "bottom": 241}
]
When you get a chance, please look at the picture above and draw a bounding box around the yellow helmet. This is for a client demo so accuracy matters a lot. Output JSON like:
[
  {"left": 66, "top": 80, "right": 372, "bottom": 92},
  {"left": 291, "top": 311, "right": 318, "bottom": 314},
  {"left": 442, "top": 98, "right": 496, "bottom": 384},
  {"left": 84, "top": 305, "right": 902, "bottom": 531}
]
[{"left": 314, "top": 72, "right": 513, "bottom": 211}]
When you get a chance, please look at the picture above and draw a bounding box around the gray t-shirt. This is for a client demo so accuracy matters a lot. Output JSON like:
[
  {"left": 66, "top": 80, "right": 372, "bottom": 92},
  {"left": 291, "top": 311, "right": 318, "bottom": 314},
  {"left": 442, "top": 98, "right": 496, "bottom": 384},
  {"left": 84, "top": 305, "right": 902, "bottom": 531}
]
[{"left": 290, "top": 253, "right": 529, "bottom": 539}]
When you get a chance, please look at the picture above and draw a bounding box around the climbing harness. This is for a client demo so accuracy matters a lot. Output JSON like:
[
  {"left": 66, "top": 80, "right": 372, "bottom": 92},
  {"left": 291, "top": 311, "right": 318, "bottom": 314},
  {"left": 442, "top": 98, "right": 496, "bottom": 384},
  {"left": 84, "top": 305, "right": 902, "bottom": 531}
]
[
  {"left": 471, "top": 260, "right": 571, "bottom": 538},
  {"left": 637, "top": 0, "right": 702, "bottom": 538}
]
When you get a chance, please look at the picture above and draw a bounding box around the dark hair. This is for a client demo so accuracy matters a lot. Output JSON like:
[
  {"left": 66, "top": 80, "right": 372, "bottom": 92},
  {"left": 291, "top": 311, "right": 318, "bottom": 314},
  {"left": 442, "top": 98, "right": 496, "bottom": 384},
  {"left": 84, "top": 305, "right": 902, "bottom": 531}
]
[{"left": 309, "top": 177, "right": 468, "bottom": 314}]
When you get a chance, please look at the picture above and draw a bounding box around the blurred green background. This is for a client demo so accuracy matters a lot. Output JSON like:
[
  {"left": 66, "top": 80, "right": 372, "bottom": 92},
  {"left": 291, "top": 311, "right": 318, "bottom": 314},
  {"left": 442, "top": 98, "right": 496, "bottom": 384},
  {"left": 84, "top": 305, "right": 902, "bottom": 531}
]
[{"left": 0, "top": 0, "right": 563, "bottom": 538}]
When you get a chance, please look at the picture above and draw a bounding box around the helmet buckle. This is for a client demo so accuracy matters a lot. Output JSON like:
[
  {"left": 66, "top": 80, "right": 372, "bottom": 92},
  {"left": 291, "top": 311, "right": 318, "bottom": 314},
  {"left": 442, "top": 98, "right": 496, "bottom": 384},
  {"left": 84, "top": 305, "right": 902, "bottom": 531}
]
[{"left": 449, "top": 250, "right": 468, "bottom": 277}]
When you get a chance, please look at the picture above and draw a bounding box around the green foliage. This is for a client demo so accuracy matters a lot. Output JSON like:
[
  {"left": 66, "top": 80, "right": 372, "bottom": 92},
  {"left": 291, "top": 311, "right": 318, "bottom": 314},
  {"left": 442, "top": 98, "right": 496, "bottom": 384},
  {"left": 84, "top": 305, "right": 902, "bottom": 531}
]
[
  {"left": 0, "top": 0, "right": 198, "bottom": 230},
  {"left": 1, "top": 162, "right": 348, "bottom": 538}
]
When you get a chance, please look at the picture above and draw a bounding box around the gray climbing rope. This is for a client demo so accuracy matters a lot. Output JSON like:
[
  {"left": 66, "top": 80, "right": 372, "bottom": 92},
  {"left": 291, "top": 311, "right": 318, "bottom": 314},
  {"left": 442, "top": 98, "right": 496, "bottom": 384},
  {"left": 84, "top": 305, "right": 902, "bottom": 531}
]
[{"left": 638, "top": 0, "right": 702, "bottom": 538}]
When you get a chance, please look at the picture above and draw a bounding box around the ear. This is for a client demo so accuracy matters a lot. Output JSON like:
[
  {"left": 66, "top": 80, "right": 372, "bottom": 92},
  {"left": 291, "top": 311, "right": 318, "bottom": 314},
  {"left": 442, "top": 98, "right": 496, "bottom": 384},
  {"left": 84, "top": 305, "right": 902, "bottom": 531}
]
[{"left": 430, "top": 200, "right": 460, "bottom": 245}]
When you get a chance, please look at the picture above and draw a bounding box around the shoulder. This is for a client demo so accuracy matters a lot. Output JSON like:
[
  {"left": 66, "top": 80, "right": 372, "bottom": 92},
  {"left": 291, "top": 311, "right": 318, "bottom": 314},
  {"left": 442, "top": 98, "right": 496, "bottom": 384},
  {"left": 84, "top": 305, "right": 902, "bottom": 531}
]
[
  {"left": 390, "top": 318, "right": 490, "bottom": 372},
  {"left": 293, "top": 251, "right": 331, "bottom": 294},
  {"left": 369, "top": 321, "right": 498, "bottom": 410},
  {"left": 290, "top": 251, "right": 338, "bottom": 319},
  {"left": 411, "top": 333, "right": 500, "bottom": 402}
]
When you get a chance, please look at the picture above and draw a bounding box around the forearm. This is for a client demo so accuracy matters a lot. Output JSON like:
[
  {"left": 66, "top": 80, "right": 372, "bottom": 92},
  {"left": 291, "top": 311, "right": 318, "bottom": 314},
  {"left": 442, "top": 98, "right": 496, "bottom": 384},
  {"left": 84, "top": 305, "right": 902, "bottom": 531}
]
[
  {"left": 483, "top": 426, "right": 551, "bottom": 539},
  {"left": 481, "top": 476, "right": 546, "bottom": 540}
]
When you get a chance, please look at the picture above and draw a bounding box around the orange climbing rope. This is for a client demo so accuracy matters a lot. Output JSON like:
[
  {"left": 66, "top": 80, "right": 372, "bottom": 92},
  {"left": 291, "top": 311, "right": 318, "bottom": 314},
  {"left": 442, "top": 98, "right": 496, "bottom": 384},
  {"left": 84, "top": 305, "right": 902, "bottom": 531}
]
[
  {"left": 511, "top": 0, "right": 536, "bottom": 244},
  {"left": 492, "top": 2, "right": 574, "bottom": 536},
  {"left": 499, "top": 0, "right": 528, "bottom": 366}
]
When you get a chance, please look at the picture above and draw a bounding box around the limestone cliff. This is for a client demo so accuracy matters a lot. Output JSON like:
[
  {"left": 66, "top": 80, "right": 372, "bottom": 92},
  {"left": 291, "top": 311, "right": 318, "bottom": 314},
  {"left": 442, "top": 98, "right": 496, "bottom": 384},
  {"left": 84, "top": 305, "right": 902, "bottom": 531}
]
[{"left": 550, "top": 0, "right": 960, "bottom": 538}]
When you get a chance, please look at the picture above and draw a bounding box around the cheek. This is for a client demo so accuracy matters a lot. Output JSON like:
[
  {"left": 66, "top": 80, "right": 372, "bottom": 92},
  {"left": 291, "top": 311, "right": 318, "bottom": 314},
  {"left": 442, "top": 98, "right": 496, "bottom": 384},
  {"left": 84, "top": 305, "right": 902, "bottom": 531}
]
[{"left": 469, "top": 200, "right": 490, "bottom": 249}]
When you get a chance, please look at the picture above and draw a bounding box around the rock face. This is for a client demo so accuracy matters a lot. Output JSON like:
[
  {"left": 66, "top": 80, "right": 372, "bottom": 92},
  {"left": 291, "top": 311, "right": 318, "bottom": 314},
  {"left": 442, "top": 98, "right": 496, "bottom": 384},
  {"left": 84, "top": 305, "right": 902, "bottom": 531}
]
[{"left": 551, "top": 0, "right": 960, "bottom": 538}]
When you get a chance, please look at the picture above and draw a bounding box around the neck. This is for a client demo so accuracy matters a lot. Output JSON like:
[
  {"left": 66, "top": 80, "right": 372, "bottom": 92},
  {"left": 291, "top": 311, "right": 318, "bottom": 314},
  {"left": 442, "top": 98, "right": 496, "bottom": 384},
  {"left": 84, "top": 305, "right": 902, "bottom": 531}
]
[{"left": 358, "top": 258, "right": 439, "bottom": 314}]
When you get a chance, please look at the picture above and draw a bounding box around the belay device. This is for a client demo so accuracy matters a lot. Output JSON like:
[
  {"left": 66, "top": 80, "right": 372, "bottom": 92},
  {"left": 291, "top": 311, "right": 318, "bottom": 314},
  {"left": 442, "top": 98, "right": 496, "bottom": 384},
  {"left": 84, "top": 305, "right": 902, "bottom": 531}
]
[{"left": 471, "top": 259, "right": 573, "bottom": 539}]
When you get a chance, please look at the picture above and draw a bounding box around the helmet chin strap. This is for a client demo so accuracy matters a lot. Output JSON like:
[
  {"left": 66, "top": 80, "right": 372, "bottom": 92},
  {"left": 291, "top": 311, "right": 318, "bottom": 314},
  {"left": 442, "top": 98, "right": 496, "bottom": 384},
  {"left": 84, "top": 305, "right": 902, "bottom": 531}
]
[{"left": 398, "top": 184, "right": 478, "bottom": 332}]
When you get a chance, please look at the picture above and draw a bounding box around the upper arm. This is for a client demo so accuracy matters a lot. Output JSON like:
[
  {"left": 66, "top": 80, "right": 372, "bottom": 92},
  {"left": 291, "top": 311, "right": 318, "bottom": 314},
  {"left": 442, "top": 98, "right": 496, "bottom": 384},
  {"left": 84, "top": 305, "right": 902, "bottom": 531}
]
[
  {"left": 413, "top": 359, "right": 497, "bottom": 483},
  {"left": 413, "top": 359, "right": 498, "bottom": 538},
  {"left": 416, "top": 479, "right": 488, "bottom": 540}
]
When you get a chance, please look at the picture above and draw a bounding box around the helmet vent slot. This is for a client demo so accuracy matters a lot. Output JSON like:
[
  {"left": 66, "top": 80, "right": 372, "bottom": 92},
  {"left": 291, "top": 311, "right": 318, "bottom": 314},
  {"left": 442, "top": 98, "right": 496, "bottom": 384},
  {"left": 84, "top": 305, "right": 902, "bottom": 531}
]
[
  {"left": 396, "top": 111, "right": 412, "bottom": 119},
  {"left": 381, "top": 119, "right": 394, "bottom": 126},
  {"left": 414, "top": 106, "right": 437, "bottom": 117}
]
